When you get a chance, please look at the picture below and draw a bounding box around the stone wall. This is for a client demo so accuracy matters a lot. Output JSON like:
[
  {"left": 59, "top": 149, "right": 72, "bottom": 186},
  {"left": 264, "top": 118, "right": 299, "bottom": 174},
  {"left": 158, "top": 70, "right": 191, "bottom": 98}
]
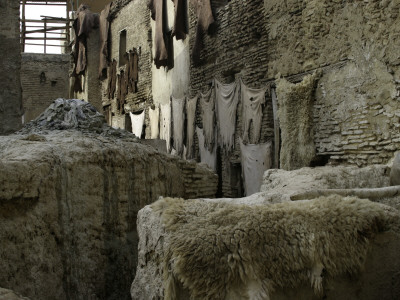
[
  {"left": 21, "top": 54, "right": 69, "bottom": 122},
  {"left": 0, "top": 129, "right": 217, "bottom": 300},
  {"left": 102, "top": 0, "right": 153, "bottom": 133},
  {"left": 104, "top": 0, "right": 190, "bottom": 138},
  {"left": 0, "top": 0, "right": 22, "bottom": 134},
  {"left": 185, "top": 0, "right": 400, "bottom": 195},
  {"left": 262, "top": 0, "right": 400, "bottom": 167},
  {"left": 188, "top": 0, "right": 274, "bottom": 197},
  {"left": 93, "top": 0, "right": 400, "bottom": 196}
]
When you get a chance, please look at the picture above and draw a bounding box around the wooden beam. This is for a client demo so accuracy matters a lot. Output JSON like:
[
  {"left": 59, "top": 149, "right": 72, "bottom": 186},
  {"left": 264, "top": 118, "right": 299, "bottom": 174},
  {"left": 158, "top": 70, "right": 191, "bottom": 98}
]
[
  {"left": 24, "top": 37, "right": 68, "bottom": 40},
  {"left": 24, "top": 27, "right": 68, "bottom": 34},
  {"left": 22, "top": 19, "right": 68, "bottom": 23},
  {"left": 21, "top": 0, "right": 26, "bottom": 52},
  {"left": 24, "top": 43, "right": 65, "bottom": 47}
]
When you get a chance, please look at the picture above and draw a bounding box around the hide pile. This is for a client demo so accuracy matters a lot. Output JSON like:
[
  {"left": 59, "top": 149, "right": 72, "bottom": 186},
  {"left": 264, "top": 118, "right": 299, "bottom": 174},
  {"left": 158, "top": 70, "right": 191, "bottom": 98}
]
[{"left": 152, "top": 195, "right": 397, "bottom": 300}]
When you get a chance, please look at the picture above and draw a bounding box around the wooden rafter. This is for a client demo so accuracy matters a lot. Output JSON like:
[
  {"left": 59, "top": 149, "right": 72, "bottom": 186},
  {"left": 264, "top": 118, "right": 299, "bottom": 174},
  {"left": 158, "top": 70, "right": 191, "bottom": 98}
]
[{"left": 20, "top": 0, "right": 72, "bottom": 53}]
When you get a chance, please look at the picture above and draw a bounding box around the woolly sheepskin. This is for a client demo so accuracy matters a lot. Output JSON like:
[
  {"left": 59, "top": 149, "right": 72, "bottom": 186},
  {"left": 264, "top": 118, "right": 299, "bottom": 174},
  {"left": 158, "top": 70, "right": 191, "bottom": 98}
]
[
  {"left": 276, "top": 73, "right": 319, "bottom": 171},
  {"left": 152, "top": 195, "right": 394, "bottom": 300}
]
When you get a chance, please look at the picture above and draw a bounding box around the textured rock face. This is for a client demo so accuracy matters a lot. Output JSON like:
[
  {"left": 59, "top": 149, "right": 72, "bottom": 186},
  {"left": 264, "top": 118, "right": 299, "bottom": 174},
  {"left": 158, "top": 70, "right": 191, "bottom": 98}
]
[
  {"left": 0, "top": 100, "right": 218, "bottom": 300},
  {"left": 0, "top": 288, "right": 30, "bottom": 300},
  {"left": 261, "top": 165, "right": 391, "bottom": 199},
  {"left": 390, "top": 152, "right": 400, "bottom": 185},
  {"left": 132, "top": 165, "right": 400, "bottom": 300}
]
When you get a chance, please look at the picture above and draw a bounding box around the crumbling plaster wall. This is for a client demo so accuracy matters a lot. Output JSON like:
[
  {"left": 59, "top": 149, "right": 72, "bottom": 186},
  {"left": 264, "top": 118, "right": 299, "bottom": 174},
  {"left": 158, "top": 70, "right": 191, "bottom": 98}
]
[
  {"left": 21, "top": 54, "right": 69, "bottom": 123},
  {"left": 102, "top": 0, "right": 153, "bottom": 133},
  {"left": 265, "top": 0, "right": 400, "bottom": 166},
  {"left": 187, "top": 0, "right": 400, "bottom": 191},
  {"left": 91, "top": 0, "right": 400, "bottom": 194},
  {"left": 0, "top": 0, "right": 22, "bottom": 134}
]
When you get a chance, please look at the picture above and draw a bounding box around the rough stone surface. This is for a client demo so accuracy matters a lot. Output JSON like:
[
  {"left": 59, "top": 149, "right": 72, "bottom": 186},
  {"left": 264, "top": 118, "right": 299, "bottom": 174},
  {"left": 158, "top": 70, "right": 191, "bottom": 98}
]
[
  {"left": 261, "top": 165, "right": 391, "bottom": 201},
  {"left": 132, "top": 165, "right": 400, "bottom": 299},
  {"left": 21, "top": 54, "right": 69, "bottom": 123},
  {"left": 0, "top": 0, "right": 22, "bottom": 134},
  {"left": 0, "top": 288, "right": 30, "bottom": 300},
  {"left": 0, "top": 100, "right": 217, "bottom": 300},
  {"left": 390, "top": 152, "right": 400, "bottom": 185}
]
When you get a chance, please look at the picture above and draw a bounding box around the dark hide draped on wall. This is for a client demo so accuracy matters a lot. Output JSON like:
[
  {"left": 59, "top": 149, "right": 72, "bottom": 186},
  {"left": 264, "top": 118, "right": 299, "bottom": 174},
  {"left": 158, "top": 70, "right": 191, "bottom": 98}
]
[
  {"left": 72, "top": 4, "right": 99, "bottom": 92},
  {"left": 190, "top": 0, "right": 215, "bottom": 64},
  {"left": 107, "top": 59, "right": 117, "bottom": 100},
  {"left": 171, "top": 0, "right": 188, "bottom": 40},
  {"left": 148, "top": 0, "right": 169, "bottom": 68},
  {"left": 99, "top": 3, "right": 111, "bottom": 79},
  {"left": 127, "top": 48, "right": 139, "bottom": 93},
  {"left": 116, "top": 70, "right": 128, "bottom": 114}
]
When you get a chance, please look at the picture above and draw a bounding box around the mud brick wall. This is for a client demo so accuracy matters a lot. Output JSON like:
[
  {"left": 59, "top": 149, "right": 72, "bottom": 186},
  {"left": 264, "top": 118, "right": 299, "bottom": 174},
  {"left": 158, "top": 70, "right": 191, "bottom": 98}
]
[
  {"left": 21, "top": 54, "right": 69, "bottom": 122},
  {"left": 0, "top": 0, "right": 22, "bottom": 134}
]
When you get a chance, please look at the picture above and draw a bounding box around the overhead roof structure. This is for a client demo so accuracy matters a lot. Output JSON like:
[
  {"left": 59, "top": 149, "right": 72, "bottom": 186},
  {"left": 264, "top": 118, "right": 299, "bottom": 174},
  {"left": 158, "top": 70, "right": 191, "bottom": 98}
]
[
  {"left": 20, "top": 0, "right": 71, "bottom": 53},
  {"left": 20, "top": 0, "right": 113, "bottom": 53}
]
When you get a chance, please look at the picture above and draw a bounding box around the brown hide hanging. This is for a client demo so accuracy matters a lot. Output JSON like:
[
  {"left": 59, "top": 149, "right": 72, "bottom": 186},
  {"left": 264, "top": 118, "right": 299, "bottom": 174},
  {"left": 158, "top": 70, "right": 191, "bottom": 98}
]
[
  {"left": 191, "top": 0, "right": 215, "bottom": 65},
  {"left": 127, "top": 49, "right": 139, "bottom": 93},
  {"left": 148, "top": 0, "right": 169, "bottom": 68},
  {"left": 117, "top": 70, "right": 128, "bottom": 114},
  {"left": 99, "top": 3, "right": 111, "bottom": 79},
  {"left": 171, "top": 0, "right": 188, "bottom": 40},
  {"left": 107, "top": 60, "right": 117, "bottom": 100},
  {"left": 72, "top": 4, "right": 99, "bottom": 92}
]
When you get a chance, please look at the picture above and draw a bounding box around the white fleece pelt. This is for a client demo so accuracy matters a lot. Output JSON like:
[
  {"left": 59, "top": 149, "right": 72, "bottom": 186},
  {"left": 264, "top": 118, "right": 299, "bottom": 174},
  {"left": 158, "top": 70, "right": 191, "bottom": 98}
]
[{"left": 152, "top": 195, "right": 396, "bottom": 300}]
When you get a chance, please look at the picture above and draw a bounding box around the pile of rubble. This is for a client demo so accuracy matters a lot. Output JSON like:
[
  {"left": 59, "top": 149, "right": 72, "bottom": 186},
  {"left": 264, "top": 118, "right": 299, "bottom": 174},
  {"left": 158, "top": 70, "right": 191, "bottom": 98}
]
[{"left": 18, "top": 98, "right": 135, "bottom": 139}]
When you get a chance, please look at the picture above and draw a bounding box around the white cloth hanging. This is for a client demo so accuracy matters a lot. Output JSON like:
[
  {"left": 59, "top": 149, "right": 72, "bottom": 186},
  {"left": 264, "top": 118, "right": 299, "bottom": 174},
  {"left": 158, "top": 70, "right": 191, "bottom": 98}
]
[
  {"left": 240, "top": 138, "right": 272, "bottom": 196},
  {"left": 186, "top": 95, "right": 198, "bottom": 159},
  {"left": 215, "top": 79, "right": 239, "bottom": 150},
  {"left": 171, "top": 96, "right": 186, "bottom": 155},
  {"left": 129, "top": 110, "right": 145, "bottom": 138},
  {"left": 241, "top": 79, "right": 266, "bottom": 144},
  {"left": 200, "top": 87, "right": 216, "bottom": 152},
  {"left": 196, "top": 127, "right": 217, "bottom": 172},
  {"left": 160, "top": 102, "right": 171, "bottom": 152},
  {"left": 149, "top": 105, "right": 160, "bottom": 139}
]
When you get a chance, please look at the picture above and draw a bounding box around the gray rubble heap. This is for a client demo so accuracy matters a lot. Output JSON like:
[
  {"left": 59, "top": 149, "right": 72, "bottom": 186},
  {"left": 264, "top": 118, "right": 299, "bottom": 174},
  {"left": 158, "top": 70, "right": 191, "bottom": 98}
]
[{"left": 18, "top": 98, "right": 136, "bottom": 139}]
